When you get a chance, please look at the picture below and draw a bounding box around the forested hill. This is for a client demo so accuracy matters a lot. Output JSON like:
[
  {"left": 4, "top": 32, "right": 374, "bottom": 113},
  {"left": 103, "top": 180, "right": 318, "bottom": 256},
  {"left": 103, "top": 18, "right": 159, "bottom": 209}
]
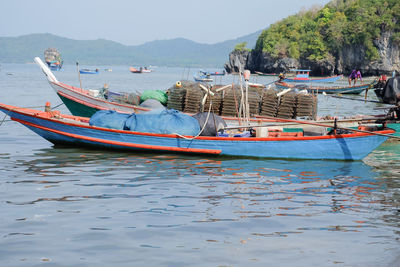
[
  {"left": 0, "top": 31, "right": 261, "bottom": 67},
  {"left": 226, "top": 0, "right": 400, "bottom": 76}
]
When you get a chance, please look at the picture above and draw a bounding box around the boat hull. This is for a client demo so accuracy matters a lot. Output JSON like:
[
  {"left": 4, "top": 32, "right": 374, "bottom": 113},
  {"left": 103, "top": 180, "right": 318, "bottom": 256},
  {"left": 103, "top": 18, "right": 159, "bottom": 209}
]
[
  {"left": 283, "top": 75, "right": 342, "bottom": 83},
  {"left": 0, "top": 104, "right": 393, "bottom": 160},
  {"left": 50, "top": 82, "right": 146, "bottom": 117},
  {"left": 387, "top": 122, "right": 400, "bottom": 137},
  {"left": 79, "top": 70, "right": 99, "bottom": 74},
  {"left": 275, "top": 82, "right": 371, "bottom": 94}
]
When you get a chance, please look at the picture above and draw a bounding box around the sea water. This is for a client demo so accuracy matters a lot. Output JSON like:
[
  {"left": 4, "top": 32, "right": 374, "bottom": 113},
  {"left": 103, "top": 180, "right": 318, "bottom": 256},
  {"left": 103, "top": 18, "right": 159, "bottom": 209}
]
[{"left": 0, "top": 63, "right": 399, "bottom": 266}]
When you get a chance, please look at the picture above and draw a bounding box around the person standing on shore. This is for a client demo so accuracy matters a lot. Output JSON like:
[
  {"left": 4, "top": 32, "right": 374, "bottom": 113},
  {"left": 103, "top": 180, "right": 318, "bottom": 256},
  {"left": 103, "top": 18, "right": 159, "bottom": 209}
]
[
  {"left": 348, "top": 69, "right": 362, "bottom": 86},
  {"left": 356, "top": 69, "right": 363, "bottom": 84},
  {"left": 348, "top": 69, "right": 357, "bottom": 86}
]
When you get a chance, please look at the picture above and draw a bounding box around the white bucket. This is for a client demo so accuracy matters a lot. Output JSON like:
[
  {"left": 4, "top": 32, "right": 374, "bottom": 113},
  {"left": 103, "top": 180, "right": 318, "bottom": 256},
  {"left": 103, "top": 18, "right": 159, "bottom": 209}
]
[{"left": 256, "top": 127, "right": 269, "bottom": 137}]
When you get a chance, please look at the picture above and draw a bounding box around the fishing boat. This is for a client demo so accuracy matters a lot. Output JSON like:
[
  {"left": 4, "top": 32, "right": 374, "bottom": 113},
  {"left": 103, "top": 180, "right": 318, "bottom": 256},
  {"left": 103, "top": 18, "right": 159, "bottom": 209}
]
[
  {"left": 44, "top": 48, "right": 63, "bottom": 71},
  {"left": 141, "top": 68, "right": 152, "bottom": 73},
  {"left": 35, "top": 57, "right": 147, "bottom": 117},
  {"left": 0, "top": 102, "right": 394, "bottom": 160},
  {"left": 35, "top": 57, "right": 396, "bottom": 137},
  {"left": 129, "top": 67, "right": 142, "bottom": 73},
  {"left": 129, "top": 67, "right": 152, "bottom": 73},
  {"left": 200, "top": 70, "right": 226, "bottom": 76},
  {"left": 283, "top": 69, "right": 342, "bottom": 83},
  {"left": 79, "top": 69, "right": 99, "bottom": 74},
  {"left": 255, "top": 71, "right": 279, "bottom": 77},
  {"left": 194, "top": 72, "right": 213, "bottom": 82},
  {"left": 275, "top": 81, "right": 375, "bottom": 94}
]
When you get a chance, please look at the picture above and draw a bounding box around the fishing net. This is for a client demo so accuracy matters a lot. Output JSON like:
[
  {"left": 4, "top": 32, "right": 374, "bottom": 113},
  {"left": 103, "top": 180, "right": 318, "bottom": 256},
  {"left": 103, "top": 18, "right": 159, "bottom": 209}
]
[{"left": 140, "top": 90, "right": 168, "bottom": 105}]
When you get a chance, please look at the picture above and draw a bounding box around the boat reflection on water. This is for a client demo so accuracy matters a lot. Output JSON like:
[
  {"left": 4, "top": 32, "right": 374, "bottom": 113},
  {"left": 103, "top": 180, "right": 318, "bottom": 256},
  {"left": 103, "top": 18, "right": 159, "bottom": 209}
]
[
  {"left": 12, "top": 147, "right": 384, "bottom": 216},
  {"left": 3, "top": 147, "right": 400, "bottom": 266}
]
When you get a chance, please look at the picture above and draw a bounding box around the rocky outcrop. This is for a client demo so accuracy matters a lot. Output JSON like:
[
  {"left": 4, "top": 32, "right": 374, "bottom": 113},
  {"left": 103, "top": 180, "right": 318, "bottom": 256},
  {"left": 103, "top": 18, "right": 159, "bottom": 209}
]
[
  {"left": 224, "top": 50, "right": 251, "bottom": 73},
  {"left": 225, "top": 31, "right": 400, "bottom": 76}
]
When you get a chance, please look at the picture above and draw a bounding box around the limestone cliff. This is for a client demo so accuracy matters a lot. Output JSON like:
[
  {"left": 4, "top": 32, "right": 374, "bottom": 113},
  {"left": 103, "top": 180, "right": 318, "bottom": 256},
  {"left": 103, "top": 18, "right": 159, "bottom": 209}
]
[{"left": 225, "top": 31, "right": 399, "bottom": 76}]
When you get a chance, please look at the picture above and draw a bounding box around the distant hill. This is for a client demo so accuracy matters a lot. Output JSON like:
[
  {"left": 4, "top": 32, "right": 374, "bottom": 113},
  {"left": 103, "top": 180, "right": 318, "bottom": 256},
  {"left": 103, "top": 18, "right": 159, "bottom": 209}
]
[{"left": 0, "top": 31, "right": 262, "bottom": 67}]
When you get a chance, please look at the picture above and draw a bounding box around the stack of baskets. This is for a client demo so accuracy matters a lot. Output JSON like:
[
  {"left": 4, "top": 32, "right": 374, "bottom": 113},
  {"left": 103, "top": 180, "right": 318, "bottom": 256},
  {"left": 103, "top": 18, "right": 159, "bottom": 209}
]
[{"left": 166, "top": 81, "right": 317, "bottom": 119}]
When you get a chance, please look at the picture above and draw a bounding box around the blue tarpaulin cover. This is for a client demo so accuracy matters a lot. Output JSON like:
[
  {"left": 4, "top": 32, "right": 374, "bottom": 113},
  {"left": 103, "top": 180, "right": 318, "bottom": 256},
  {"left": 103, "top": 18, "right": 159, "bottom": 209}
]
[
  {"left": 89, "top": 110, "right": 130, "bottom": 130},
  {"left": 90, "top": 109, "right": 200, "bottom": 136}
]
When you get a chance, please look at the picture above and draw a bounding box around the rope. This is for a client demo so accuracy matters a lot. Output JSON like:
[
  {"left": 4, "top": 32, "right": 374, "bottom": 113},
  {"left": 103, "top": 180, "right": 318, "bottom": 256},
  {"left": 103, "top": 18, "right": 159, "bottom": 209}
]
[
  {"left": 173, "top": 90, "right": 214, "bottom": 140},
  {"left": 0, "top": 114, "right": 7, "bottom": 126},
  {"left": 51, "top": 102, "right": 65, "bottom": 110}
]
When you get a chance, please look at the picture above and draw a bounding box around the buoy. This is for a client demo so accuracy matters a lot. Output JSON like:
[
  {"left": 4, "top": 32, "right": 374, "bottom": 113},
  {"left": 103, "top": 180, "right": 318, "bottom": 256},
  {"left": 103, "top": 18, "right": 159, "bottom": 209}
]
[
  {"left": 45, "top": 102, "right": 51, "bottom": 112},
  {"left": 243, "top": 70, "right": 251, "bottom": 81},
  {"left": 175, "top": 81, "right": 182, "bottom": 88}
]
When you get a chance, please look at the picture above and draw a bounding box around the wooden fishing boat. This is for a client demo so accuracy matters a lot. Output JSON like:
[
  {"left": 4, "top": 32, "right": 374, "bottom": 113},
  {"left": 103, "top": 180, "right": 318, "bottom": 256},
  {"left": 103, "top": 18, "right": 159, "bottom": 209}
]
[
  {"left": 44, "top": 48, "right": 63, "bottom": 71},
  {"left": 275, "top": 81, "right": 374, "bottom": 94},
  {"left": 35, "top": 57, "right": 147, "bottom": 117},
  {"left": 201, "top": 70, "right": 226, "bottom": 76},
  {"left": 141, "top": 68, "right": 152, "bottom": 73},
  {"left": 129, "top": 67, "right": 152, "bottom": 73},
  {"left": 129, "top": 67, "right": 142, "bottom": 73},
  {"left": 283, "top": 69, "right": 342, "bottom": 83},
  {"left": 255, "top": 71, "right": 279, "bottom": 77},
  {"left": 0, "top": 102, "right": 394, "bottom": 160},
  {"left": 47, "top": 61, "right": 63, "bottom": 71},
  {"left": 194, "top": 74, "right": 213, "bottom": 82},
  {"left": 79, "top": 69, "right": 99, "bottom": 74}
]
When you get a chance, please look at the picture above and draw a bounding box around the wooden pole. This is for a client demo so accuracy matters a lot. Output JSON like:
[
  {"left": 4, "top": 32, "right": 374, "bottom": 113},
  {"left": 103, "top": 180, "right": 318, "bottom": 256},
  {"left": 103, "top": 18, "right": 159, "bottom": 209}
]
[{"left": 76, "top": 62, "right": 82, "bottom": 89}]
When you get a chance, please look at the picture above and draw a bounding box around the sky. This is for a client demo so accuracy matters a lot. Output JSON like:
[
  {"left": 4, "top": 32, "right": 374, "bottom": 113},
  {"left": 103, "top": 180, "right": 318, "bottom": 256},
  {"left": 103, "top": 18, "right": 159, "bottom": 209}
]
[{"left": 1, "top": 0, "right": 331, "bottom": 45}]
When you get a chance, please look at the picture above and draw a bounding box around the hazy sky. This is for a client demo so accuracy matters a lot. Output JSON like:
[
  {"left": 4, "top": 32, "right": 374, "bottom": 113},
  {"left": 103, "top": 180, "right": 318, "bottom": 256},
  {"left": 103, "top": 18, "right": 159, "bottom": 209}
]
[{"left": 1, "top": 0, "right": 330, "bottom": 45}]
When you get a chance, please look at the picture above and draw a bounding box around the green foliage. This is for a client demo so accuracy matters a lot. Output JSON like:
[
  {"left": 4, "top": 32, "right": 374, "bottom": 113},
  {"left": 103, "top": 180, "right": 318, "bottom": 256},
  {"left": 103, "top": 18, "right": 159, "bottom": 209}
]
[
  {"left": 234, "top": 42, "right": 250, "bottom": 52},
  {"left": 254, "top": 0, "right": 400, "bottom": 61},
  {"left": 392, "top": 32, "right": 400, "bottom": 45}
]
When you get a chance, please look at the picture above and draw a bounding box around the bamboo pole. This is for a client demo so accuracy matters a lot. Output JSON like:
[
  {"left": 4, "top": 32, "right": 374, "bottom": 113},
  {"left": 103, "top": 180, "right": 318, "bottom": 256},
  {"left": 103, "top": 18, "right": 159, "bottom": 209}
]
[{"left": 76, "top": 62, "right": 82, "bottom": 89}]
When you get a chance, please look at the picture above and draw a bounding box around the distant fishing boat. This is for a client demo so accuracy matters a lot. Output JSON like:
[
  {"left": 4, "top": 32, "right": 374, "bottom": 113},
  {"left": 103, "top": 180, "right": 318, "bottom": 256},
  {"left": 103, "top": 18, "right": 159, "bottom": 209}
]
[
  {"left": 129, "top": 67, "right": 152, "bottom": 73},
  {"left": 255, "top": 71, "right": 279, "bottom": 77},
  {"left": 44, "top": 48, "right": 63, "bottom": 71},
  {"left": 79, "top": 69, "right": 99, "bottom": 74},
  {"left": 200, "top": 70, "right": 226, "bottom": 76},
  {"left": 0, "top": 102, "right": 394, "bottom": 160},
  {"left": 194, "top": 71, "right": 213, "bottom": 82},
  {"left": 141, "top": 67, "right": 152, "bottom": 73},
  {"left": 283, "top": 69, "right": 342, "bottom": 83},
  {"left": 275, "top": 81, "right": 375, "bottom": 94}
]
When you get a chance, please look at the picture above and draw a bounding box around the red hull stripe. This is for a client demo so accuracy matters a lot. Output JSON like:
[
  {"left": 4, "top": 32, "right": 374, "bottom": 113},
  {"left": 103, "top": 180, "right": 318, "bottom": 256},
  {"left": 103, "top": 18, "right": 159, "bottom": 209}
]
[{"left": 14, "top": 118, "right": 222, "bottom": 155}]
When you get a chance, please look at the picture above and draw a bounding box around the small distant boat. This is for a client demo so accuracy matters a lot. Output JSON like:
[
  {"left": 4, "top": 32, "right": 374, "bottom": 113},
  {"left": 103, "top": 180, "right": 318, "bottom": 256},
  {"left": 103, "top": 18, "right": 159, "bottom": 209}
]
[
  {"left": 194, "top": 71, "right": 213, "bottom": 82},
  {"left": 104, "top": 68, "right": 112, "bottom": 72},
  {"left": 129, "top": 67, "right": 152, "bottom": 73},
  {"left": 200, "top": 70, "right": 226, "bottom": 76},
  {"left": 275, "top": 81, "right": 375, "bottom": 94},
  {"left": 79, "top": 69, "right": 99, "bottom": 74},
  {"left": 255, "top": 71, "right": 279, "bottom": 77},
  {"left": 44, "top": 48, "right": 63, "bottom": 71},
  {"left": 283, "top": 69, "right": 342, "bottom": 83}
]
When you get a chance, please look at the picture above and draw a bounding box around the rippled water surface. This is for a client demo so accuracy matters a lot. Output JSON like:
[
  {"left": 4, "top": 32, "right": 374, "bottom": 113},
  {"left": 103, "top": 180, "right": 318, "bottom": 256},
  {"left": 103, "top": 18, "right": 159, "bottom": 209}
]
[{"left": 0, "top": 64, "right": 399, "bottom": 266}]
